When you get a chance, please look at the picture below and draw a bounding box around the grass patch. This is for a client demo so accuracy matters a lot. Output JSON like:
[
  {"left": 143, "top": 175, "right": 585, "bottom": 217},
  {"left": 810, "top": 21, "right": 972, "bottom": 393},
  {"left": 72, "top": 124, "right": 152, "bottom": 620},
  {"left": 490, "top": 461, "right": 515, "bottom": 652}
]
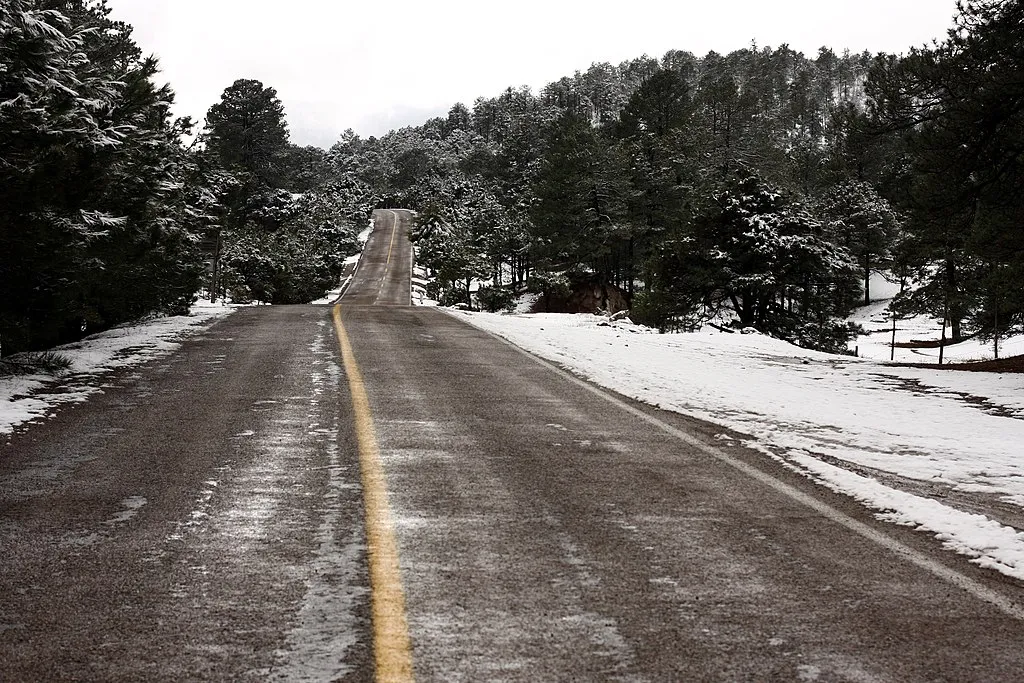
[{"left": 0, "top": 351, "right": 74, "bottom": 377}]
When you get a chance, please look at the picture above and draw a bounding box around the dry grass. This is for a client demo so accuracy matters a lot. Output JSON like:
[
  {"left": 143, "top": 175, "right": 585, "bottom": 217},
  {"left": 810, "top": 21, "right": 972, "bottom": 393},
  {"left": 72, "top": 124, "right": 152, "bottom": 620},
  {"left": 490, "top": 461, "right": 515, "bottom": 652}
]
[{"left": 0, "top": 351, "right": 73, "bottom": 377}]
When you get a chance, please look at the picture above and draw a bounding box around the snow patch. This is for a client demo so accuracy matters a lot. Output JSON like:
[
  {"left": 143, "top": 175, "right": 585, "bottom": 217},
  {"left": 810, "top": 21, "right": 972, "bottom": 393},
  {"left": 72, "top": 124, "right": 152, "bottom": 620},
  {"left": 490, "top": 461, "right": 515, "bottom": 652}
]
[
  {"left": 106, "top": 495, "right": 147, "bottom": 525},
  {"left": 0, "top": 302, "right": 234, "bottom": 438}
]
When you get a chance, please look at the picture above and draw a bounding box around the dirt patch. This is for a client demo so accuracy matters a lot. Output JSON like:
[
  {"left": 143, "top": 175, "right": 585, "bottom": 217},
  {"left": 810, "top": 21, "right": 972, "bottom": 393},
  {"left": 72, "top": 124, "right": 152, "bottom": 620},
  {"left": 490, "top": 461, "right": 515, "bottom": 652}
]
[
  {"left": 807, "top": 452, "right": 1024, "bottom": 532},
  {"left": 896, "top": 354, "right": 1024, "bottom": 374},
  {"left": 869, "top": 372, "right": 1023, "bottom": 419},
  {"left": 893, "top": 333, "right": 978, "bottom": 349}
]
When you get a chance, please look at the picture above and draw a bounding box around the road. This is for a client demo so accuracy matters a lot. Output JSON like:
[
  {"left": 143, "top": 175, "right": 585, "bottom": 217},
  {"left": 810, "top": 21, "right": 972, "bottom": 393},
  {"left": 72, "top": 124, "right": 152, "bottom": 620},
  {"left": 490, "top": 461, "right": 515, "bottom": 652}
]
[{"left": 2, "top": 208, "right": 1023, "bottom": 681}]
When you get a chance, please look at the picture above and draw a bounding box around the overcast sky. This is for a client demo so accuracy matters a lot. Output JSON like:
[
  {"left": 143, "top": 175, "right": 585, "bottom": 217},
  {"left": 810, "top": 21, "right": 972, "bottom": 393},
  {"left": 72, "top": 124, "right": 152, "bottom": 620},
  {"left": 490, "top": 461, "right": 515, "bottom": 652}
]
[{"left": 106, "top": 0, "right": 960, "bottom": 149}]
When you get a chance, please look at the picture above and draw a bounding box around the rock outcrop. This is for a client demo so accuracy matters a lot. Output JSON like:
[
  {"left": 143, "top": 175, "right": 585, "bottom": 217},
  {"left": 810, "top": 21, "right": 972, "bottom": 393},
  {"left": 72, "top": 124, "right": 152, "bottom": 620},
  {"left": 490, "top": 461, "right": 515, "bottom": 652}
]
[{"left": 530, "top": 277, "right": 629, "bottom": 315}]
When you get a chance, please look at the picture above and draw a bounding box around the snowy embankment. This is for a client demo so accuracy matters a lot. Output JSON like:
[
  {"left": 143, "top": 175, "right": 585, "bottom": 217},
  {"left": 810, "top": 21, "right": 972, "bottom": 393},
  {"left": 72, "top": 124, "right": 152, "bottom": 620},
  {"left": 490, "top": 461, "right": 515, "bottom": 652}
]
[
  {"left": 0, "top": 301, "right": 235, "bottom": 437},
  {"left": 451, "top": 309, "right": 1024, "bottom": 581},
  {"left": 411, "top": 259, "right": 437, "bottom": 307}
]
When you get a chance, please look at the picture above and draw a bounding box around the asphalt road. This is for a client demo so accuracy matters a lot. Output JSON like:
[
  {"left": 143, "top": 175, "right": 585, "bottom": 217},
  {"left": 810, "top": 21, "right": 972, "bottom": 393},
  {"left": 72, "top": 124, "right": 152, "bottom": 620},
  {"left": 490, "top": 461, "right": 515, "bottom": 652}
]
[{"left": 2, "top": 209, "right": 1023, "bottom": 681}]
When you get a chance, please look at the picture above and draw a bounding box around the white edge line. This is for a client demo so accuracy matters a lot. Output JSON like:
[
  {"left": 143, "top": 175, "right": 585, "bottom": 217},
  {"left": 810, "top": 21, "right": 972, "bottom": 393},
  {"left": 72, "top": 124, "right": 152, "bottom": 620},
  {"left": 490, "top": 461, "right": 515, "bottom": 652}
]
[
  {"left": 446, "top": 310, "right": 1024, "bottom": 622},
  {"left": 406, "top": 212, "right": 414, "bottom": 307},
  {"left": 389, "top": 209, "right": 414, "bottom": 307}
]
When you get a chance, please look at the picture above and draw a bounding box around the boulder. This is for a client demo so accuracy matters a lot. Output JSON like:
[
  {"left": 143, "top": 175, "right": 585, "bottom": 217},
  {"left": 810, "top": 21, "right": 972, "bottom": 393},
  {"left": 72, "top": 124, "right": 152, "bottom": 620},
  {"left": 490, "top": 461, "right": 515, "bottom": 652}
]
[{"left": 532, "top": 276, "right": 629, "bottom": 315}]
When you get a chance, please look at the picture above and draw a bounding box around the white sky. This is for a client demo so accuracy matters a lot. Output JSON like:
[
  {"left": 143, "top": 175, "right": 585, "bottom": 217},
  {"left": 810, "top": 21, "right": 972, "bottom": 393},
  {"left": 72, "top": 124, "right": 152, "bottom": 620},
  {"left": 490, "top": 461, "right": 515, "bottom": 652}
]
[{"left": 106, "top": 0, "right": 960, "bottom": 149}]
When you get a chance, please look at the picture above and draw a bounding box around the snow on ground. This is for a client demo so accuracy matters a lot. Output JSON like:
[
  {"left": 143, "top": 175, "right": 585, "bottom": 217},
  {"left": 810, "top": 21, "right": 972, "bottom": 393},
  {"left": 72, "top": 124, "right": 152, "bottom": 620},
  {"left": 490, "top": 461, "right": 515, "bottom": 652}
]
[
  {"left": 412, "top": 258, "right": 438, "bottom": 307},
  {"left": 0, "top": 300, "right": 235, "bottom": 437},
  {"left": 452, "top": 309, "right": 1024, "bottom": 581},
  {"left": 513, "top": 292, "right": 541, "bottom": 314},
  {"left": 850, "top": 271, "right": 1022, "bottom": 363}
]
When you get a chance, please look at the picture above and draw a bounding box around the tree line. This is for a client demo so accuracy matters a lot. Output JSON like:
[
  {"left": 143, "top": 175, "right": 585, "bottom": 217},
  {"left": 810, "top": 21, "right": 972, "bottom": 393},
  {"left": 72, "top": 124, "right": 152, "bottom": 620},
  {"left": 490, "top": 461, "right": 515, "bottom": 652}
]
[
  {"left": 3, "top": 0, "right": 1019, "bottom": 359},
  {"left": 0, "top": 0, "right": 368, "bottom": 356},
  {"left": 329, "top": 0, "right": 1021, "bottom": 353}
]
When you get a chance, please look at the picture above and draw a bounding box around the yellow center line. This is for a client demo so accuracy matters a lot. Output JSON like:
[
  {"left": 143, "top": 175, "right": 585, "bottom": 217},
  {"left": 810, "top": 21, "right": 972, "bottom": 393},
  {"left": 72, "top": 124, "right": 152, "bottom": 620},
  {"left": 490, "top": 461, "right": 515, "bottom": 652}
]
[{"left": 332, "top": 303, "right": 415, "bottom": 683}]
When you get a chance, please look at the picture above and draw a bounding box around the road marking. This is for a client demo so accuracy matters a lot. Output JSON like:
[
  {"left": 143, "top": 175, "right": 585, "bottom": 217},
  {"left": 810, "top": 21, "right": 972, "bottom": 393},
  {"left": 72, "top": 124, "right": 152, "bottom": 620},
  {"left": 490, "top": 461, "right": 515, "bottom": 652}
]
[
  {"left": 464, "top": 316, "right": 1024, "bottom": 622},
  {"left": 377, "top": 211, "right": 401, "bottom": 302},
  {"left": 332, "top": 304, "right": 415, "bottom": 682},
  {"left": 386, "top": 210, "right": 399, "bottom": 266},
  {"left": 408, "top": 231, "right": 415, "bottom": 307}
]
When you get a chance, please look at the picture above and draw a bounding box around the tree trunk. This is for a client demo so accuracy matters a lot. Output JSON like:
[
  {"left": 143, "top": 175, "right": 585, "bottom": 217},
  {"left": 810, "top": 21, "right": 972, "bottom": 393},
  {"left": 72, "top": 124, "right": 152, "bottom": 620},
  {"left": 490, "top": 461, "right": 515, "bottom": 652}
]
[
  {"left": 627, "top": 236, "right": 635, "bottom": 299},
  {"left": 890, "top": 312, "right": 897, "bottom": 361},
  {"left": 945, "top": 254, "right": 963, "bottom": 341},
  {"left": 863, "top": 253, "right": 871, "bottom": 307},
  {"left": 730, "top": 292, "right": 755, "bottom": 327},
  {"left": 994, "top": 299, "right": 1000, "bottom": 360},
  {"left": 939, "top": 301, "right": 948, "bottom": 366},
  {"left": 210, "top": 229, "right": 223, "bottom": 303}
]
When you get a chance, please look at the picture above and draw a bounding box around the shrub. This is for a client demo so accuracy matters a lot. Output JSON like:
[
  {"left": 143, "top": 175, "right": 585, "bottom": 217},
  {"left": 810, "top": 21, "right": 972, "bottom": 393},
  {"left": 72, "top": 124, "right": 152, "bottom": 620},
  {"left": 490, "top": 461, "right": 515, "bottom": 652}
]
[
  {"left": 631, "top": 290, "right": 688, "bottom": 332},
  {"left": 475, "top": 285, "right": 516, "bottom": 313},
  {"left": 439, "top": 287, "right": 470, "bottom": 308},
  {"left": 793, "top": 321, "right": 862, "bottom": 355}
]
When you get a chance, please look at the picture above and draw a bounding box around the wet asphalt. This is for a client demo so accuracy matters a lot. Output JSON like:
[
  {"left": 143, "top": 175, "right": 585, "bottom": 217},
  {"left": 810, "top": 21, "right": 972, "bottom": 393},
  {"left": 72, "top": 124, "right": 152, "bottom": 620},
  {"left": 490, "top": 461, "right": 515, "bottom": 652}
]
[{"left": 1, "top": 209, "right": 1023, "bottom": 681}]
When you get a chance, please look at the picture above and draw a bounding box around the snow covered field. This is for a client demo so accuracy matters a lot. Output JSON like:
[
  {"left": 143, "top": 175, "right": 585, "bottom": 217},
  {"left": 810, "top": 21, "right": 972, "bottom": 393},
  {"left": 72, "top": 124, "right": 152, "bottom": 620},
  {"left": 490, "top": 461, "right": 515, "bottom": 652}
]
[
  {"left": 850, "top": 272, "right": 1023, "bottom": 363},
  {"left": 0, "top": 301, "right": 235, "bottom": 437},
  {"left": 453, "top": 309, "right": 1024, "bottom": 582}
]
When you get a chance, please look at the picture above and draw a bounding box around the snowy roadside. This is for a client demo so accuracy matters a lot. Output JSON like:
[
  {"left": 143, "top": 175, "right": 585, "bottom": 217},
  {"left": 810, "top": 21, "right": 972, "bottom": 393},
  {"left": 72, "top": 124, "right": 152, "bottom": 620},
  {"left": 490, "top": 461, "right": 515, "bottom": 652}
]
[
  {"left": 2, "top": 219, "right": 375, "bottom": 434},
  {"left": 451, "top": 309, "right": 1024, "bottom": 582},
  {"left": 0, "top": 301, "right": 236, "bottom": 437},
  {"left": 411, "top": 259, "right": 438, "bottom": 307}
]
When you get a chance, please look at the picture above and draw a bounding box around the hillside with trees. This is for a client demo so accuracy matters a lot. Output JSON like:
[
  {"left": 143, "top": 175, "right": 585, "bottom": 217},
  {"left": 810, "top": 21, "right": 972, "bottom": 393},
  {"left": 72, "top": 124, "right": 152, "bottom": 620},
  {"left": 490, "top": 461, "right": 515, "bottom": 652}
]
[
  {"left": 0, "top": 0, "right": 367, "bottom": 358},
  {"left": 1, "top": 0, "right": 1019, "bottom": 359},
  {"left": 326, "top": 0, "right": 1021, "bottom": 354}
]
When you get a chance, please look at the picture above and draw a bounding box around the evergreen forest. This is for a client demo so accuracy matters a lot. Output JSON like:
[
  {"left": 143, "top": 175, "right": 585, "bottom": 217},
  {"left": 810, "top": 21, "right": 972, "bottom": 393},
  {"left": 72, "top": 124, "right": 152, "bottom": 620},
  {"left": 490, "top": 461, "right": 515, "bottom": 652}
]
[{"left": 1, "top": 0, "right": 1020, "bottom": 356}]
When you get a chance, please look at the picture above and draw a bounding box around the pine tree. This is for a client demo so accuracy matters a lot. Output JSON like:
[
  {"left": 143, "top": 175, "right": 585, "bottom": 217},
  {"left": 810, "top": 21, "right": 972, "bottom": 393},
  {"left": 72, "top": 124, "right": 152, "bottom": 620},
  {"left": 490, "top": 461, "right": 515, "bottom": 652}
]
[
  {"left": 865, "top": 0, "right": 1024, "bottom": 341},
  {"left": 614, "top": 68, "right": 695, "bottom": 296},
  {"left": 816, "top": 181, "right": 900, "bottom": 305},
  {"left": 530, "top": 110, "right": 630, "bottom": 285},
  {"left": 646, "top": 171, "right": 859, "bottom": 348},
  {"left": 204, "top": 79, "right": 290, "bottom": 188},
  {"left": 0, "top": 0, "right": 210, "bottom": 353}
]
